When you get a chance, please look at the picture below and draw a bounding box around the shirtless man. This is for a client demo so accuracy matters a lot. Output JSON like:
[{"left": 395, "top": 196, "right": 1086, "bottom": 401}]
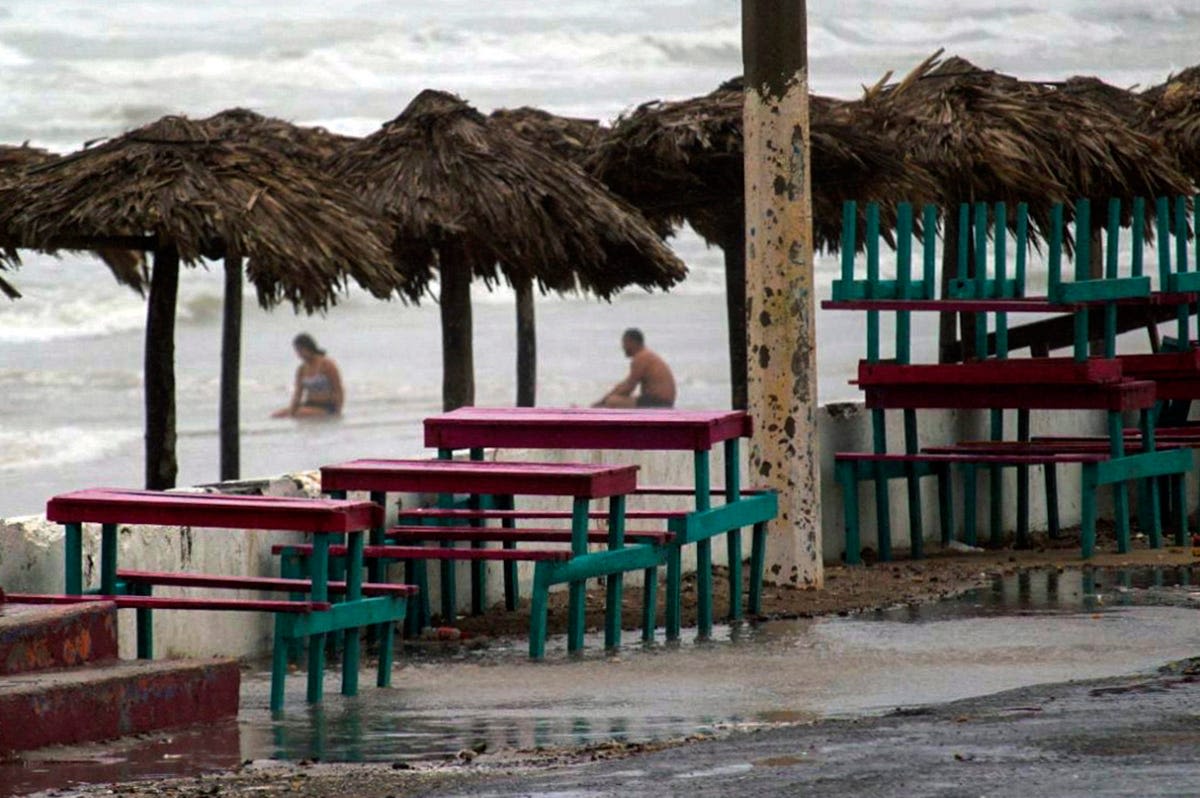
[{"left": 592, "top": 328, "right": 677, "bottom": 409}]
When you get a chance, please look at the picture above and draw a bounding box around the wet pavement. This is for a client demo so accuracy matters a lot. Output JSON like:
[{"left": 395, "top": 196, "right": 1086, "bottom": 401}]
[{"left": 7, "top": 566, "right": 1200, "bottom": 797}]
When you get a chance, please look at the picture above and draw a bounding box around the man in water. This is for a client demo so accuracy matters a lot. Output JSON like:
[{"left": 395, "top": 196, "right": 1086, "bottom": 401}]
[{"left": 592, "top": 328, "right": 677, "bottom": 409}]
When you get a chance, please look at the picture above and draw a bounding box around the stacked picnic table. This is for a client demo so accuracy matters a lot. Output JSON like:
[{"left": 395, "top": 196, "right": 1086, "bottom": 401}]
[
  {"left": 823, "top": 196, "right": 1200, "bottom": 561},
  {"left": 2, "top": 408, "right": 778, "bottom": 711}
]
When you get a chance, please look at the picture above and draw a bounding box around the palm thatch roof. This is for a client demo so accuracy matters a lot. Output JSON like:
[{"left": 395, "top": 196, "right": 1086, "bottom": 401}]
[
  {"left": 1057, "top": 76, "right": 1148, "bottom": 126},
  {"left": 1143, "top": 66, "right": 1200, "bottom": 182},
  {"left": 201, "top": 108, "right": 357, "bottom": 167},
  {"left": 861, "top": 52, "right": 1191, "bottom": 233},
  {"left": 586, "top": 77, "right": 939, "bottom": 251},
  {"left": 328, "top": 89, "right": 686, "bottom": 297},
  {"left": 488, "top": 107, "right": 604, "bottom": 167},
  {"left": 0, "top": 115, "right": 421, "bottom": 311}
]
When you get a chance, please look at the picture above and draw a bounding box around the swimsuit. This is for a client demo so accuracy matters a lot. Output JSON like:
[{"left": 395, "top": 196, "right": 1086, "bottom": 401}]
[
  {"left": 636, "top": 395, "right": 674, "bottom": 408},
  {"left": 301, "top": 372, "right": 336, "bottom": 413}
]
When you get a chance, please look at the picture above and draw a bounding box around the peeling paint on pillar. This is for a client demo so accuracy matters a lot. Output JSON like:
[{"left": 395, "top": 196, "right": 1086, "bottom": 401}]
[{"left": 743, "top": 3, "right": 821, "bottom": 589}]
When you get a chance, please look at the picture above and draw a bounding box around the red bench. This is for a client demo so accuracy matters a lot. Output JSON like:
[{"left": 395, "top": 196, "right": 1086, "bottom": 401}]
[
  {"left": 41, "top": 488, "right": 410, "bottom": 712},
  {"left": 387, "top": 526, "right": 675, "bottom": 545}
]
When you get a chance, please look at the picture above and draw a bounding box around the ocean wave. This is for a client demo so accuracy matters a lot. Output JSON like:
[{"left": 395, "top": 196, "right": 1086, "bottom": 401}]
[{"left": 0, "top": 426, "right": 135, "bottom": 472}]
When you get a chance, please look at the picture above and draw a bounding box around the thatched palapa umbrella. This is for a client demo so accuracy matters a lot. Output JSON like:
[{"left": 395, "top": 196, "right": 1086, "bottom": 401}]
[
  {"left": 199, "top": 109, "right": 360, "bottom": 480},
  {"left": 1144, "top": 66, "right": 1200, "bottom": 183},
  {"left": 0, "top": 115, "right": 413, "bottom": 490},
  {"left": 489, "top": 107, "right": 608, "bottom": 406},
  {"left": 330, "top": 90, "right": 686, "bottom": 412},
  {"left": 861, "top": 51, "right": 1191, "bottom": 359},
  {"left": 588, "top": 78, "right": 937, "bottom": 409}
]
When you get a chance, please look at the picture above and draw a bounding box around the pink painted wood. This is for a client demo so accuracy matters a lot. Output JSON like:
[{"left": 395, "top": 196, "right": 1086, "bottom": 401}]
[
  {"left": 0, "top": 593, "right": 330, "bottom": 612},
  {"left": 320, "top": 459, "right": 638, "bottom": 499},
  {"left": 821, "top": 298, "right": 1080, "bottom": 313},
  {"left": 864, "top": 379, "right": 1157, "bottom": 411},
  {"left": 272, "top": 543, "right": 572, "bottom": 562},
  {"left": 835, "top": 451, "right": 1108, "bottom": 465},
  {"left": 423, "top": 407, "right": 752, "bottom": 451},
  {"left": 398, "top": 508, "right": 689, "bottom": 521},
  {"left": 387, "top": 527, "right": 674, "bottom": 544},
  {"left": 45, "top": 488, "right": 381, "bottom": 533},
  {"left": 857, "top": 358, "right": 1125, "bottom": 386},
  {"left": 115, "top": 569, "right": 419, "bottom": 596}
]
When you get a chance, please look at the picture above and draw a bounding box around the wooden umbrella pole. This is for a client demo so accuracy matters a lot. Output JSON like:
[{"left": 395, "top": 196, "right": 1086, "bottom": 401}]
[
  {"left": 514, "top": 275, "right": 536, "bottom": 407},
  {"left": 220, "top": 251, "right": 243, "bottom": 481},
  {"left": 440, "top": 246, "right": 475, "bottom": 411},
  {"left": 145, "top": 244, "right": 180, "bottom": 490},
  {"left": 722, "top": 224, "right": 749, "bottom": 411}
]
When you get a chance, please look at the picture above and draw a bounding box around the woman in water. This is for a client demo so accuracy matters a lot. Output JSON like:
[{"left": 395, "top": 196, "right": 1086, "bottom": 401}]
[{"left": 271, "top": 333, "right": 344, "bottom": 418}]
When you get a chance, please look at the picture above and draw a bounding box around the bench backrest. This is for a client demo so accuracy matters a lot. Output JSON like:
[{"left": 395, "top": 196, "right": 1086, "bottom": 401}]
[
  {"left": 45, "top": 488, "right": 381, "bottom": 534},
  {"left": 321, "top": 459, "right": 639, "bottom": 499}
]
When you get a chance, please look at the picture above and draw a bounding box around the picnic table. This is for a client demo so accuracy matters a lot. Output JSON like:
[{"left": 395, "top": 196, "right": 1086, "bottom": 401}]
[
  {"left": 32, "top": 488, "right": 412, "bottom": 712},
  {"left": 422, "top": 407, "right": 778, "bottom": 640},
  {"left": 311, "top": 458, "right": 653, "bottom": 657}
]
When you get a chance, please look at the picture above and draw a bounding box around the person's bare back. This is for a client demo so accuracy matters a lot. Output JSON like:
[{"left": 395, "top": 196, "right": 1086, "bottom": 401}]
[{"left": 593, "top": 329, "right": 676, "bottom": 409}]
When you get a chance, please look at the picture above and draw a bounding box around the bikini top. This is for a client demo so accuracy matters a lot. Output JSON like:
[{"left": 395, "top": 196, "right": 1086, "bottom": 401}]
[{"left": 301, "top": 372, "right": 332, "bottom": 394}]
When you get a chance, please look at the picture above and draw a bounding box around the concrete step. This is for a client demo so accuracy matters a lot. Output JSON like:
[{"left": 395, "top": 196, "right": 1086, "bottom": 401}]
[
  {"left": 0, "top": 601, "right": 118, "bottom": 676},
  {"left": 0, "top": 657, "right": 240, "bottom": 752}
]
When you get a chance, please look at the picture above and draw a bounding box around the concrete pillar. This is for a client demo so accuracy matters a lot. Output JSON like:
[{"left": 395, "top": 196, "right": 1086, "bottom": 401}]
[{"left": 742, "top": 1, "right": 822, "bottom": 587}]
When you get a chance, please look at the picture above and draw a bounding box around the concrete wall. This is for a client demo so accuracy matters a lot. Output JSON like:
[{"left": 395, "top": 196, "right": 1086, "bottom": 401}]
[{"left": 1, "top": 401, "right": 1176, "bottom": 660}]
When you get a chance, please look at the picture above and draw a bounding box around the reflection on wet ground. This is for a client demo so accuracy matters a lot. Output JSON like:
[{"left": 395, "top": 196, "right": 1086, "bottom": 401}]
[{"left": 7, "top": 566, "right": 1200, "bottom": 796}]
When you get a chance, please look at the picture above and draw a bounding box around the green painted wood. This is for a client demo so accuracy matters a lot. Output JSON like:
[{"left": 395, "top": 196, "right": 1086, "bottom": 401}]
[
  {"left": 957, "top": 203, "right": 970, "bottom": 281},
  {"left": 435, "top": 448, "right": 457, "bottom": 624},
  {"left": 528, "top": 563, "right": 551, "bottom": 659},
  {"left": 829, "top": 279, "right": 929, "bottom": 301},
  {"left": 1157, "top": 197, "right": 1172, "bottom": 287},
  {"left": 962, "top": 462, "right": 978, "bottom": 547},
  {"left": 1054, "top": 276, "right": 1150, "bottom": 303},
  {"left": 922, "top": 204, "right": 938, "bottom": 299},
  {"left": 665, "top": 545, "right": 682, "bottom": 641},
  {"left": 749, "top": 522, "right": 768, "bottom": 613},
  {"left": 679, "top": 494, "right": 779, "bottom": 542},
  {"left": 641, "top": 566, "right": 658, "bottom": 642},
  {"left": 1175, "top": 197, "right": 1190, "bottom": 344},
  {"left": 1167, "top": 272, "right": 1200, "bottom": 293},
  {"left": 604, "top": 494, "right": 626, "bottom": 649},
  {"left": 995, "top": 202, "right": 1008, "bottom": 357},
  {"left": 1140, "top": 411, "right": 1162, "bottom": 549},
  {"left": 1131, "top": 197, "right": 1145, "bottom": 277},
  {"left": 1094, "top": 448, "right": 1193, "bottom": 485},
  {"left": 133, "top": 582, "right": 153, "bottom": 659},
  {"left": 1106, "top": 199, "right": 1121, "bottom": 279},
  {"left": 1107, "top": 412, "right": 1131, "bottom": 554},
  {"left": 539, "top": 544, "right": 663, "bottom": 586},
  {"left": 694, "top": 449, "right": 713, "bottom": 640},
  {"left": 936, "top": 464, "right": 955, "bottom": 548},
  {"left": 973, "top": 203, "right": 988, "bottom": 351},
  {"left": 64, "top": 522, "right": 82, "bottom": 595},
  {"left": 946, "top": 278, "right": 1020, "bottom": 299},
  {"left": 871, "top": 408, "right": 891, "bottom": 561},
  {"left": 1048, "top": 203, "right": 1064, "bottom": 298},
  {"left": 306, "top": 532, "right": 331, "bottom": 705},
  {"left": 840, "top": 200, "right": 856, "bottom": 285},
  {"left": 896, "top": 203, "right": 913, "bottom": 365},
  {"left": 903, "top": 408, "right": 922, "bottom": 558},
  {"left": 282, "top": 595, "right": 408, "bottom": 638},
  {"left": 845, "top": 459, "right": 949, "bottom": 480},
  {"left": 866, "top": 203, "right": 881, "bottom": 362},
  {"left": 1175, "top": 473, "right": 1189, "bottom": 547},
  {"left": 499, "top": 495, "right": 519, "bottom": 611},
  {"left": 724, "top": 437, "right": 743, "bottom": 622},
  {"left": 340, "top": 530, "right": 364, "bottom": 697},
  {"left": 837, "top": 460, "right": 861, "bottom": 565},
  {"left": 1072, "top": 199, "right": 1091, "bottom": 363},
  {"left": 1016, "top": 410, "right": 1031, "bottom": 547},
  {"left": 989, "top": 408, "right": 1004, "bottom": 547},
  {"left": 270, "top": 619, "right": 288, "bottom": 713},
  {"left": 1015, "top": 203, "right": 1029, "bottom": 295},
  {"left": 469, "top": 494, "right": 486, "bottom": 618},
  {"left": 567, "top": 496, "right": 590, "bottom": 654},
  {"left": 100, "top": 523, "right": 117, "bottom": 595}
]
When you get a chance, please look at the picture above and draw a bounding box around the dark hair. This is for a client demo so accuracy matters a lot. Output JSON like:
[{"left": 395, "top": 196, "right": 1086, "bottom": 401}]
[
  {"left": 293, "top": 333, "right": 326, "bottom": 356},
  {"left": 622, "top": 328, "right": 644, "bottom": 346}
]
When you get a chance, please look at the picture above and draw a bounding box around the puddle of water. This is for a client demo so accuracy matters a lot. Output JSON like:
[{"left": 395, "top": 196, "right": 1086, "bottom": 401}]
[{"left": 9, "top": 566, "right": 1200, "bottom": 796}]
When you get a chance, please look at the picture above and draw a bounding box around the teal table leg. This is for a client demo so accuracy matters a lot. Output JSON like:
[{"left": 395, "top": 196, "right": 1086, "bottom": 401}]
[
  {"left": 936, "top": 464, "right": 954, "bottom": 548},
  {"left": 134, "top": 582, "right": 153, "bottom": 659},
  {"left": 64, "top": 522, "right": 83, "bottom": 595},
  {"left": 665, "top": 545, "right": 682, "bottom": 641},
  {"left": 436, "top": 448, "right": 457, "bottom": 624},
  {"left": 341, "top": 530, "right": 364, "bottom": 697},
  {"left": 963, "top": 463, "right": 978, "bottom": 547},
  {"left": 641, "top": 565, "right": 657, "bottom": 642},
  {"left": 499, "top": 495, "right": 519, "bottom": 611},
  {"left": 694, "top": 450, "right": 713, "bottom": 640},
  {"left": 100, "top": 523, "right": 118, "bottom": 595},
  {"left": 604, "top": 495, "right": 626, "bottom": 650},
  {"left": 1108, "top": 412, "right": 1131, "bottom": 554},
  {"left": 749, "top": 522, "right": 767, "bottom": 615},
  {"left": 567, "top": 497, "right": 589, "bottom": 654},
  {"left": 367, "top": 491, "right": 386, "bottom": 584},
  {"left": 529, "top": 563, "right": 552, "bottom": 659},
  {"left": 904, "top": 409, "right": 923, "bottom": 558},
  {"left": 1139, "top": 411, "right": 1162, "bottom": 549},
  {"left": 1081, "top": 465, "right": 1099, "bottom": 559},
  {"left": 469, "top": 495, "right": 487, "bottom": 616},
  {"left": 836, "top": 461, "right": 860, "bottom": 564},
  {"left": 1045, "top": 464, "right": 1061, "bottom": 538},
  {"left": 724, "top": 438, "right": 743, "bottom": 621},
  {"left": 989, "top": 409, "right": 1004, "bottom": 549},
  {"left": 307, "top": 533, "right": 330, "bottom": 704},
  {"left": 871, "top": 409, "right": 892, "bottom": 562},
  {"left": 1175, "top": 473, "right": 1189, "bottom": 547},
  {"left": 270, "top": 615, "right": 290, "bottom": 713},
  {"left": 280, "top": 550, "right": 306, "bottom": 663},
  {"left": 1016, "top": 410, "right": 1031, "bottom": 547},
  {"left": 377, "top": 607, "right": 396, "bottom": 688}
]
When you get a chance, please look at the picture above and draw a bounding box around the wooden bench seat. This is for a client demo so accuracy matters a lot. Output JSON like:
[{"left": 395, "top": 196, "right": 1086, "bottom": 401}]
[
  {"left": 0, "top": 593, "right": 329, "bottom": 613},
  {"left": 273, "top": 543, "right": 572, "bottom": 562},
  {"left": 386, "top": 526, "right": 675, "bottom": 545},
  {"left": 857, "top": 358, "right": 1125, "bottom": 387},
  {"left": 865, "top": 379, "right": 1157, "bottom": 411},
  {"left": 321, "top": 459, "right": 638, "bottom": 499},
  {"left": 115, "top": 569, "right": 418, "bottom": 597},
  {"left": 397, "top": 508, "right": 689, "bottom": 521}
]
